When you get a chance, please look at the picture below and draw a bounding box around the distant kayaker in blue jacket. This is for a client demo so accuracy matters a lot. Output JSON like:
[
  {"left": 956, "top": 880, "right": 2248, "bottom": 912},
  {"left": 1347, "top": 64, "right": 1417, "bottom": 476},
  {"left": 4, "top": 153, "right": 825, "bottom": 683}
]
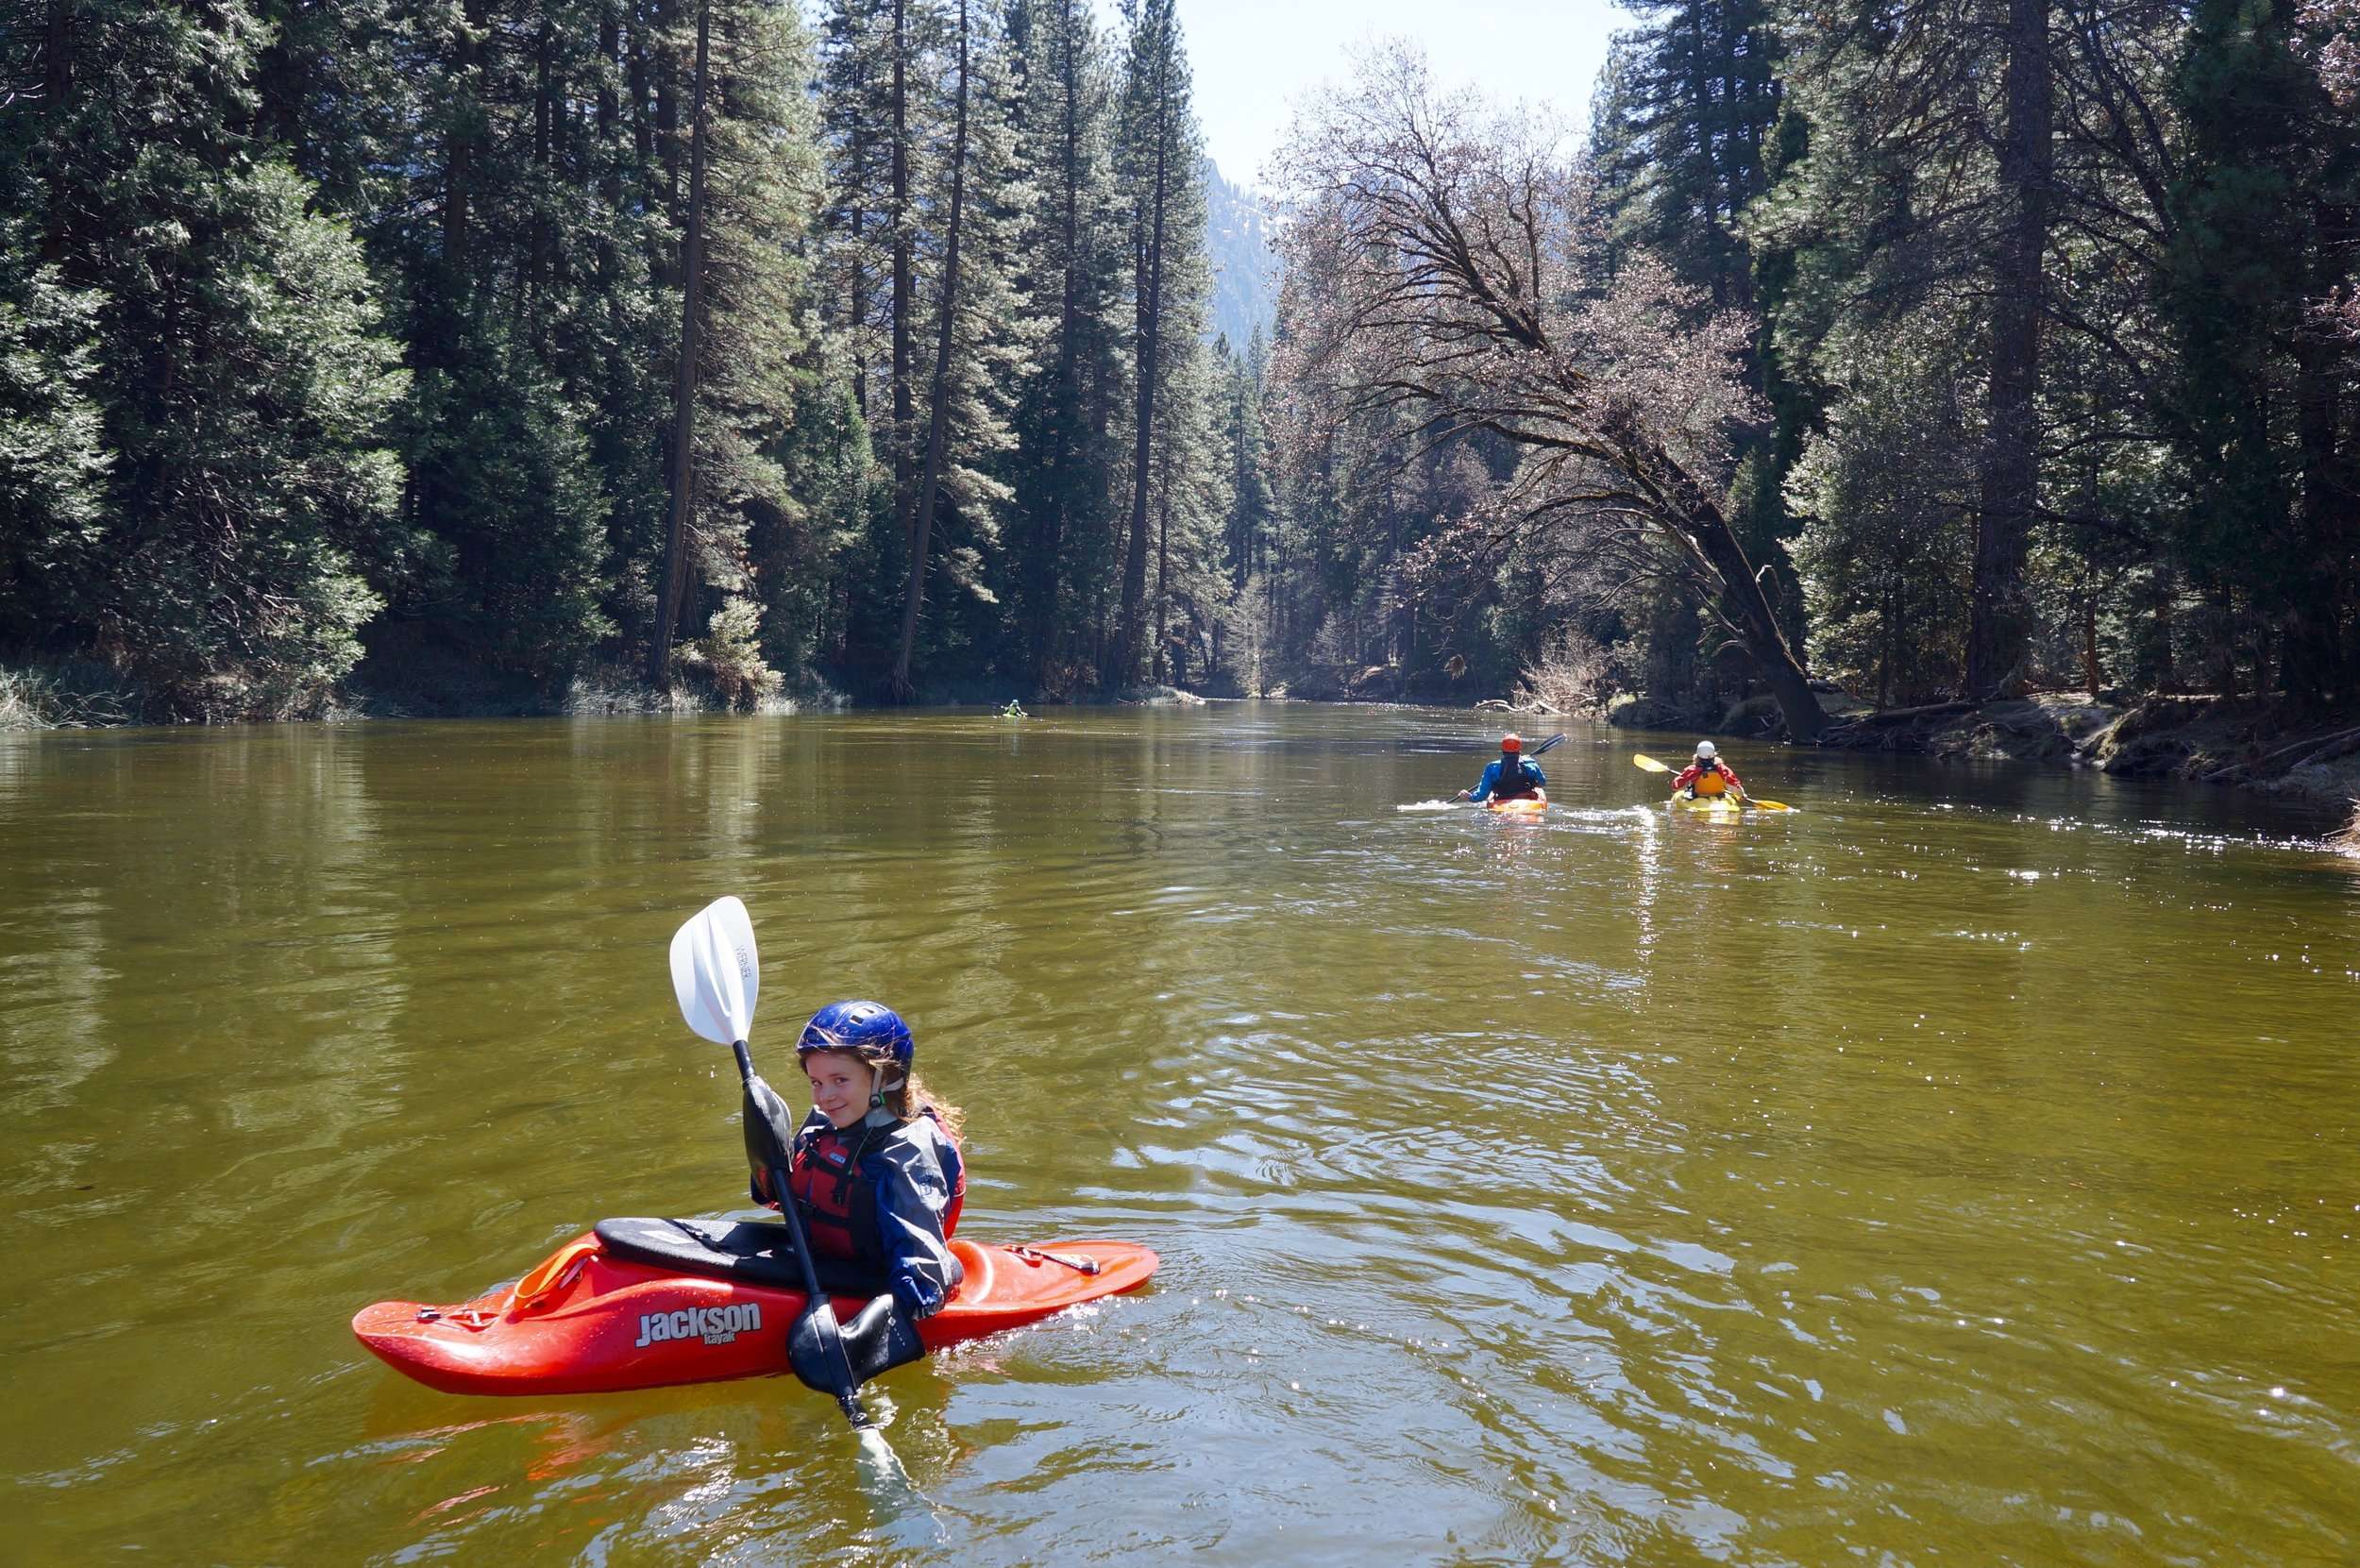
[
  {"left": 1455, "top": 733, "right": 1546, "bottom": 803},
  {"left": 751, "top": 1001, "right": 969, "bottom": 1323}
]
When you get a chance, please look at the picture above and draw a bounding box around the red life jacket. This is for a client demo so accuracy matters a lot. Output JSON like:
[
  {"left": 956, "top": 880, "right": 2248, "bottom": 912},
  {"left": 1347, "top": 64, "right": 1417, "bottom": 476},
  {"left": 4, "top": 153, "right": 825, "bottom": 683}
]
[{"left": 786, "top": 1114, "right": 965, "bottom": 1264}]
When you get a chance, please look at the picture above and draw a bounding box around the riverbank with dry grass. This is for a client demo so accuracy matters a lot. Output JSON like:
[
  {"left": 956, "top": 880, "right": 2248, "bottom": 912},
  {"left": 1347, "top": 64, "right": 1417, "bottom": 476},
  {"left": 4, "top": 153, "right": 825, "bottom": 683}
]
[{"left": 0, "top": 662, "right": 148, "bottom": 731}]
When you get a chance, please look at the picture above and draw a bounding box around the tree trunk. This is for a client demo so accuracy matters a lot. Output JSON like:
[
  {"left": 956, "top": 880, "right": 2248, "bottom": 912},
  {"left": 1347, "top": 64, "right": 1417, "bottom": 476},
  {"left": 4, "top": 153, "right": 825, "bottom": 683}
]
[
  {"left": 598, "top": 6, "right": 621, "bottom": 210},
  {"left": 1605, "top": 408, "right": 1829, "bottom": 738},
  {"left": 891, "top": 0, "right": 915, "bottom": 547},
  {"left": 628, "top": 8, "right": 653, "bottom": 175},
  {"left": 892, "top": 0, "right": 969, "bottom": 700},
  {"left": 42, "top": 0, "right": 73, "bottom": 262},
  {"left": 849, "top": 134, "right": 868, "bottom": 416},
  {"left": 1116, "top": 38, "right": 1170, "bottom": 686},
  {"left": 1228, "top": 397, "right": 1248, "bottom": 589},
  {"left": 647, "top": 0, "right": 712, "bottom": 688},
  {"left": 2081, "top": 592, "right": 2101, "bottom": 696},
  {"left": 656, "top": 0, "right": 681, "bottom": 219},
  {"left": 1026, "top": 12, "right": 1086, "bottom": 689},
  {"left": 1153, "top": 483, "right": 1171, "bottom": 683},
  {"left": 1685, "top": 5, "right": 1729, "bottom": 311},
  {"left": 598, "top": 3, "right": 628, "bottom": 455},
  {"left": 1965, "top": 0, "right": 2052, "bottom": 700},
  {"left": 441, "top": 0, "right": 490, "bottom": 306},
  {"left": 530, "top": 14, "right": 554, "bottom": 337}
]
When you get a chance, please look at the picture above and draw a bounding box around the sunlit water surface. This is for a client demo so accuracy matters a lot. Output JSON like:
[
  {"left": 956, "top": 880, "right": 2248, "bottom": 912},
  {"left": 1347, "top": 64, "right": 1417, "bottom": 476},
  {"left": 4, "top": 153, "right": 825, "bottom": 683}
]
[{"left": 2, "top": 706, "right": 2354, "bottom": 1564}]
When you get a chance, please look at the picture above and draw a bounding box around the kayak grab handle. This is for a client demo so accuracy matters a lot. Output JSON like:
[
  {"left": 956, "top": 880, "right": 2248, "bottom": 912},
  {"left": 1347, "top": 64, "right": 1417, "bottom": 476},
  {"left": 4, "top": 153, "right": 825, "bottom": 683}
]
[
  {"left": 424, "top": 1238, "right": 599, "bottom": 1332},
  {"left": 504, "top": 1235, "right": 602, "bottom": 1316},
  {"left": 1006, "top": 1245, "right": 1102, "bottom": 1275}
]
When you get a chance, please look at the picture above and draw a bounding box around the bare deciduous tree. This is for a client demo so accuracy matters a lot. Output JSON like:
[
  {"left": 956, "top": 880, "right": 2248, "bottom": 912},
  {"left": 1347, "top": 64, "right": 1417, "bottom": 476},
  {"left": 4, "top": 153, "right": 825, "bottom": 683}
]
[{"left": 1272, "top": 46, "right": 1830, "bottom": 738}]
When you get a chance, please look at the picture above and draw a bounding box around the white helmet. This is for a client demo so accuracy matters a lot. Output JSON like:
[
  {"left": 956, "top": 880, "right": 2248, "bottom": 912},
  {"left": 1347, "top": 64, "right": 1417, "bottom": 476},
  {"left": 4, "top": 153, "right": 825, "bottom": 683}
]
[{"left": 1694, "top": 741, "right": 1717, "bottom": 760}]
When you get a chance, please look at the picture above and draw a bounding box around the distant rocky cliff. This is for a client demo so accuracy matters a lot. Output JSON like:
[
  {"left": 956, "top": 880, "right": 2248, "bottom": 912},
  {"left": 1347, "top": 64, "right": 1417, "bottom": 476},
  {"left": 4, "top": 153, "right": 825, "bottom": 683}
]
[{"left": 1204, "top": 158, "right": 1277, "bottom": 348}]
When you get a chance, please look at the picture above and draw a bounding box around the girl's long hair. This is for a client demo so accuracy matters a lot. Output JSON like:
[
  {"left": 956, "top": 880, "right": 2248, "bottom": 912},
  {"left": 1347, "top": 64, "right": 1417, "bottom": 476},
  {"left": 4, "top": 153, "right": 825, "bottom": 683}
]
[{"left": 896, "top": 1069, "right": 965, "bottom": 1145}]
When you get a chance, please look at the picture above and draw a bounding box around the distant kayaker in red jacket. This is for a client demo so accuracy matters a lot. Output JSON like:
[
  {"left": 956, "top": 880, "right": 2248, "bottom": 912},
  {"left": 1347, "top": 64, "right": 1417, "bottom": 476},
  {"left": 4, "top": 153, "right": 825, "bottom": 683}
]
[{"left": 1670, "top": 740, "right": 1747, "bottom": 801}]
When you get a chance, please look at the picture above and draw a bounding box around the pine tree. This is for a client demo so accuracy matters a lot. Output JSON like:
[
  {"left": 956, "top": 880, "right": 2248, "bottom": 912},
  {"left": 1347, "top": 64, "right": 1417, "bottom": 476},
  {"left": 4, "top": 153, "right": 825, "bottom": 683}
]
[
  {"left": 1110, "top": 0, "right": 1205, "bottom": 686},
  {"left": 375, "top": 0, "right": 632, "bottom": 681},
  {"left": 892, "top": 0, "right": 974, "bottom": 696},
  {"left": 1001, "top": 0, "right": 1125, "bottom": 690},
  {"left": 850, "top": 0, "right": 1037, "bottom": 694},
  {"left": 1607, "top": 0, "right": 1783, "bottom": 311},
  {"left": 8, "top": 0, "right": 408, "bottom": 716},
  {"left": 649, "top": 0, "right": 715, "bottom": 685},
  {"left": 0, "top": 221, "right": 110, "bottom": 649},
  {"left": 1216, "top": 331, "right": 1273, "bottom": 596},
  {"left": 1593, "top": 0, "right": 1806, "bottom": 698},
  {"left": 1147, "top": 306, "right": 1222, "bottom": 686},
  {"left": 1785, "top": 311, "right": 1979, "bottom": 703},
  {"left": 2166, "top": 0, "right": 2358, "bottom": 702},
  {"left": 916, "top": 6, "right": 1039, "bottom": 682},
  {"left": 1964, "top": 0, "right": 2054, "bottom": 699},
  {"left": 1756, "top": 0, "right": 2061, "bottom": 703}
]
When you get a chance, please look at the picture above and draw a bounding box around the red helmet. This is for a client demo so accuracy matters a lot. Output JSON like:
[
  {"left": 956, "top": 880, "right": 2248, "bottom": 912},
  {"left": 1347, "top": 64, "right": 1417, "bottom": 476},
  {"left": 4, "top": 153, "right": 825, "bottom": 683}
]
[{"left": 1501, "top": 733, "right": 1523, "bottom": 752}]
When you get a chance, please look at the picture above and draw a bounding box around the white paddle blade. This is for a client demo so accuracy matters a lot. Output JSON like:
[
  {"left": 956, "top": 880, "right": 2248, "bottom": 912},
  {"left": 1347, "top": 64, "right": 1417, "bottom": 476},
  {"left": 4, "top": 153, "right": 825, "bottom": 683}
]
[{"left": 669, "top": 896, "right": 760, "bottom": 1044}]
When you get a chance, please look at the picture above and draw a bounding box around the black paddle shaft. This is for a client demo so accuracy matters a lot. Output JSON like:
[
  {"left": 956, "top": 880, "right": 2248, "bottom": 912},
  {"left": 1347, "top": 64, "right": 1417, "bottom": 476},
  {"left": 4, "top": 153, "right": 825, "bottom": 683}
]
[{"left": 731, "top": 1039, "right": 868, "bottom": 1424}]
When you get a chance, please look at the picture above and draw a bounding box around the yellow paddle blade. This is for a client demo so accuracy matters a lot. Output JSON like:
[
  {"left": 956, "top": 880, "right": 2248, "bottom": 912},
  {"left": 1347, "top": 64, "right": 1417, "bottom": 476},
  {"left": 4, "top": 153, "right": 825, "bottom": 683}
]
[
  {"left": 1744, "top": 798, "right": 1794, "bottom": 812},
  {"left": 1633, "top": 753, "right": 1673, "bottom": 773}
]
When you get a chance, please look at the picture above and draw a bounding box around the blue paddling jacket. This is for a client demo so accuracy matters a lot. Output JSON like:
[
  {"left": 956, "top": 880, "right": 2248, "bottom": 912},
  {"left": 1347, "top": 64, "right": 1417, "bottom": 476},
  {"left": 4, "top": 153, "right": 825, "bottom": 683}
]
[
  {"left": 1468, "top": 757, "right": 1546, "bottom": 801},
  {"left": 765, "top": 1107, "right": 967, "bottom": 1318}
]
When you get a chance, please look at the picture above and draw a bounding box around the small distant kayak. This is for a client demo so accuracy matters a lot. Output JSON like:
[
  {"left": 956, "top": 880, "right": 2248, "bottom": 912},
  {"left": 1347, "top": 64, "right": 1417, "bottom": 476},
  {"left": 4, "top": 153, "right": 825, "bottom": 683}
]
[
  {"left": 1483, "top": 791, "right": 1548, "bottom": 818},
  {"left": 354, "top": 1218, "right": 1158, "bottom": 1397},
  {"left": 1668, "top": 794, "right": 1744, "bottom": 817}
]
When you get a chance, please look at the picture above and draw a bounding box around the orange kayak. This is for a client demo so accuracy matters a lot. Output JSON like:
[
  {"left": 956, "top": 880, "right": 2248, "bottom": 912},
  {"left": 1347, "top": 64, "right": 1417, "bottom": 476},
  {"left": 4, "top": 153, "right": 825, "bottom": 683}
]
[
  {"left": 354, "top": 1217, "right": 1158, "bottom": 1397},
  {"left": 1483, "top": 790, "right": 1548, "bottom": 818}
]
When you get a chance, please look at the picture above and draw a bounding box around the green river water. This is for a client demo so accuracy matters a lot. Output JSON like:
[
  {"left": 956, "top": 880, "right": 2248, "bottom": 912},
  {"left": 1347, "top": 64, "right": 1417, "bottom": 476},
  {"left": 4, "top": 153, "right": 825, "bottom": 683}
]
[{"left": 2, "top": 705, "right": 2355, "bottom": 1565}]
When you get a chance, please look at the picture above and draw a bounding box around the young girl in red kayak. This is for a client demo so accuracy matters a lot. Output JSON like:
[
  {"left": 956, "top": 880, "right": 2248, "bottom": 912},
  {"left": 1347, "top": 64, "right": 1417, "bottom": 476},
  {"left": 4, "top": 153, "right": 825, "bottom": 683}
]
[{"left": 750, "top": 1000, "right": 969, "bottom": 1321}]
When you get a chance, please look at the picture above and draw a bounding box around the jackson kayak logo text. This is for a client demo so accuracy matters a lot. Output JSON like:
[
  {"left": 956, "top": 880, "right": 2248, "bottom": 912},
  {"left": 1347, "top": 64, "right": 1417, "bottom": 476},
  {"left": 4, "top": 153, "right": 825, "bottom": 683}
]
[{"left": 635, "top": 1303, "right": 761, "bottom": 1348}]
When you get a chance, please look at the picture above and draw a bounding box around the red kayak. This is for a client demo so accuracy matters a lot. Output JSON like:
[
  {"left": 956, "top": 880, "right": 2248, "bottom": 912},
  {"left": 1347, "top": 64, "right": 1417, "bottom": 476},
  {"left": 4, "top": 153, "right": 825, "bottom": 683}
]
[{"left": 354, "top": 1217, "right": 1159, "bottom": 1397}]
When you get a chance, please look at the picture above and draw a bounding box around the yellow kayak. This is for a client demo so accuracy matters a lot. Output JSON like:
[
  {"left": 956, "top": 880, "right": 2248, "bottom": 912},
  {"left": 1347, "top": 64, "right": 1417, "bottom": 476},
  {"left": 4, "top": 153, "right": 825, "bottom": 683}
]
[
  {"left": 1668, "top": 793, "right": 1744, "bottom": 818},
  {"left": 1484, "top": 791, "right": 1548, "bottom": 818}
]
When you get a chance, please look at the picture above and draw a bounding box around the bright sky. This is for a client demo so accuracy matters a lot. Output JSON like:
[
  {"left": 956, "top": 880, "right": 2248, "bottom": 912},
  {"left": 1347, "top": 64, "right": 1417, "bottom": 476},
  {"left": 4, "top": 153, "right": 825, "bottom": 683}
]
[{"left": 1170, "top": 0, "right": 1630, "bottom": 189}]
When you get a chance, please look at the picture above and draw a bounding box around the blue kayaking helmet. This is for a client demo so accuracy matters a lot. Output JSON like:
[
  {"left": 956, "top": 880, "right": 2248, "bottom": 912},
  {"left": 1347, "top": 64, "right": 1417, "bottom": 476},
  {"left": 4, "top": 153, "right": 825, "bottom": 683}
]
[{"left": 796, "top": 1000, "right": 915, "bottom": 1087}]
